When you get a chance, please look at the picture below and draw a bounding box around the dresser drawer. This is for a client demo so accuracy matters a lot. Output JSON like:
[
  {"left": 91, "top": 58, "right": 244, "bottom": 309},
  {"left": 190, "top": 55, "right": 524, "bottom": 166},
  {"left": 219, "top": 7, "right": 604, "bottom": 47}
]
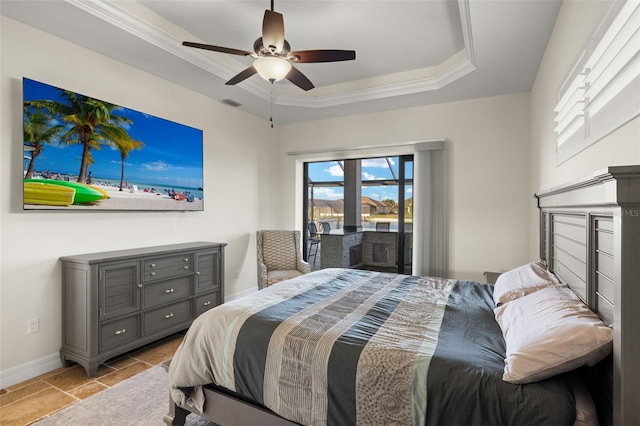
[
  {"left": 144, "top": 300, "right": 191, "bottom": 334},
  {"left": 195, "top": 291, "right": 220, "bottom": 317},
  {"left": 144, "top": 276, "right": 192, "bottom": 308},
  {"left": 143, "top": 254, "right": 192, "bottom": 282},
  {"left": 100, "top": 315, "right": 140, "bottom": 351}
]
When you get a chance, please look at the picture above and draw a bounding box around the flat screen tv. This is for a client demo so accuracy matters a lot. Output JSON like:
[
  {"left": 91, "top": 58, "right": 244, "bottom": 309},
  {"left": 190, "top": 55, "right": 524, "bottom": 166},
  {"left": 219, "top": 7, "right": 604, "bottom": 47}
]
[{"left": 22, "top": 77, "right": 204, "bottom": 211}]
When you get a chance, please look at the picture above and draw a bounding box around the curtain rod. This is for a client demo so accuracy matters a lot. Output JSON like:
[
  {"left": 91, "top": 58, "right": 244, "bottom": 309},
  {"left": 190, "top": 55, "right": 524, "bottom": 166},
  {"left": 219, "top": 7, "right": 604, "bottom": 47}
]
[{"left": 287, "top": 139, "right": 445, "bottom": 156}]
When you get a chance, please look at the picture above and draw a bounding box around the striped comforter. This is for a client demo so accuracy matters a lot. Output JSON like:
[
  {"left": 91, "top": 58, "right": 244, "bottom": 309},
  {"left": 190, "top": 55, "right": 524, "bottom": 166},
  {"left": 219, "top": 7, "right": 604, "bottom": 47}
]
[{"left": 168, "top": 268, "right": 575, "bottom": 426}]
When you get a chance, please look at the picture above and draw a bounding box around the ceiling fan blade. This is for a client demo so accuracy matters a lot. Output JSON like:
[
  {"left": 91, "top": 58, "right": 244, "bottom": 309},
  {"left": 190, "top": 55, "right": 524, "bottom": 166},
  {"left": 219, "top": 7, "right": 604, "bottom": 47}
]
[
  {"left": 183, "top": 41, "right": 252, "bottom": 57},
  {"left": 226, "top": 66, "right": 258, "bottom": 85},
  {"left": 286, "top": 66, "right": 314, "bottom": 91},
  {"left": 289, "top": 50, "right": 356, "bottom": 63},
  {"left": 262, "top": 10, "right": 285, "bottom": 52}
]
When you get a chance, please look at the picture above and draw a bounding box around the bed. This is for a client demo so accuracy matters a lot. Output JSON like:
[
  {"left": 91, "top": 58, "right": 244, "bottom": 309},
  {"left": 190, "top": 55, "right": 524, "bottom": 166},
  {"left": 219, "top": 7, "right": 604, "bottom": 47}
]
[{"left": 166, "top": 166, "right": 640, "bottom": 426}]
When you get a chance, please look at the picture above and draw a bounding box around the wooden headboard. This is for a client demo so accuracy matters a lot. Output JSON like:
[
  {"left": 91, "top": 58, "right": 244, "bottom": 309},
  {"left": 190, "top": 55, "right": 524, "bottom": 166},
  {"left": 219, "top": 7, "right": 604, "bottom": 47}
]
[{"left": 535, "top": 166, "right": 640, "bottom": 426}]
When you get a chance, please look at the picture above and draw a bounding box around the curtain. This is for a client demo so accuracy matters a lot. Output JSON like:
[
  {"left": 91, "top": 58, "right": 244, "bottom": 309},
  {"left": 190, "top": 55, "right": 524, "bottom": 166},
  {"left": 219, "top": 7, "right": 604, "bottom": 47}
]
[{"left": 412, "top": 140, "right": 446, "bottom": 277}]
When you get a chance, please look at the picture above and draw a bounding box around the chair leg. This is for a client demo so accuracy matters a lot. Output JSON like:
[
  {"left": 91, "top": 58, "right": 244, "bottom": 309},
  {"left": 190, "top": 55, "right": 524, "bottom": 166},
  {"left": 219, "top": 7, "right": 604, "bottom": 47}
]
[{"left": 308, "top": 241, "right": 318, "bottom": 265}]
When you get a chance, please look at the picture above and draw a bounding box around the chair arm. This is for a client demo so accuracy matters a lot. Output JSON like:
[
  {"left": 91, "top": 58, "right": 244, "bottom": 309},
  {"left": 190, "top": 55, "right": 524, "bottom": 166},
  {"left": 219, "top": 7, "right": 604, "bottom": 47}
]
[
  {"left": 297, "top": 260, "right": 311, "bottom": 274},
  {"left": 257, "top": 261, "right": 269, "bottom": 290}
]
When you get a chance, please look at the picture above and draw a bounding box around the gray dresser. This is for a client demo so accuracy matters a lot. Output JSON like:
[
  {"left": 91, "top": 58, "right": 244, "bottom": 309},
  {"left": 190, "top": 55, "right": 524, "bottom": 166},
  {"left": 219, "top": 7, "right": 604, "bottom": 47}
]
[{"left": 60, "top": 241, "right": 226, "bottom": 377}]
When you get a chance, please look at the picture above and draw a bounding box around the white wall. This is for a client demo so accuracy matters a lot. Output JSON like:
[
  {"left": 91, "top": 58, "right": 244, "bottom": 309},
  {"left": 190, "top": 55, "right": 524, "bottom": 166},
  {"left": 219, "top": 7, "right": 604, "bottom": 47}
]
[
  {"left": 277, "top": 92, "right": 533, "bottom": 281},
  {"left": 529, "top": 0, "right": 640, "bottom": 257},
  {"left": 0, "top": 17, "right": 278, "bottom": 385}
]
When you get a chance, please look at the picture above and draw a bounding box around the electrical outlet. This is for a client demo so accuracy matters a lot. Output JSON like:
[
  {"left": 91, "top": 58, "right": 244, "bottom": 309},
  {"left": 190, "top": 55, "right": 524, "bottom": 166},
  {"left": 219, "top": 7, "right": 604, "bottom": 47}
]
[{"left": 28, "top": 318, "right": 39, "bottom": 334}]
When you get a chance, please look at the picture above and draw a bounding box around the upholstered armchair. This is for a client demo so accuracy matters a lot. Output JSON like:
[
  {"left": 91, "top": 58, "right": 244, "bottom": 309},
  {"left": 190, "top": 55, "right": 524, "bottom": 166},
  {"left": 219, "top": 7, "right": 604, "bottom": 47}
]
[{"left": 256, "top": 230, "right": 311, "bottom": 290}]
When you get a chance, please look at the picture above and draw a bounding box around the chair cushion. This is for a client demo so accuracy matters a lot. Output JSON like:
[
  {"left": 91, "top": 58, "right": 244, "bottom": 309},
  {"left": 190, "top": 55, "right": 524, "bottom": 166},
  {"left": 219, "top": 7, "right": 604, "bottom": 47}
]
[
  {"left": 261, "top": 231, "right": 298, "bottom": 271},
  {"left": 267, "top": 269, "right": 304, "bottom": 285}
]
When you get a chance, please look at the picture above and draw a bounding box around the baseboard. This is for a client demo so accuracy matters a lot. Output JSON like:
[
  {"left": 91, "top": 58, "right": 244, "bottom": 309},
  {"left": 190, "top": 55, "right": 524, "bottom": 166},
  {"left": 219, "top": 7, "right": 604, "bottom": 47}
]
[
  {"left": 1, "top": 288, "right": 257, "bottom": 389},
  {"left": 0, "top": 352, "right": 63, "bottom": 389}
]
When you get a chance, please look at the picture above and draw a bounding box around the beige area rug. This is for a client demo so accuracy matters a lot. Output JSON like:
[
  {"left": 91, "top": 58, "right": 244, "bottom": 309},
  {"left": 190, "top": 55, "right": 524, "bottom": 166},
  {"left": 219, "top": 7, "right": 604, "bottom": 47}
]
[{"left": 34, "top": 365, "right": 214, "bottom": 426}]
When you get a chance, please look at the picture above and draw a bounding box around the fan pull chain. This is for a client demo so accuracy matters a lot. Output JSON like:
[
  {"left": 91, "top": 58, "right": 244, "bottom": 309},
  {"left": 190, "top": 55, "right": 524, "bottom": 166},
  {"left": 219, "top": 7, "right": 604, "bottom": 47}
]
[{"left": 270, "top": 82, "right": 274, "bottom": 128}]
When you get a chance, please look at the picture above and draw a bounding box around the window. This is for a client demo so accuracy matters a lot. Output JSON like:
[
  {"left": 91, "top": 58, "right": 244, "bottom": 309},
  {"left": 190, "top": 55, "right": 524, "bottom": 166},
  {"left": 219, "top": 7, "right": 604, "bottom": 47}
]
[
  {"left": 305, "top": 157, "right": 411, "bottom": 232},
  {"left": 555, "top": 0, "right": 640, "bottom": 163}
]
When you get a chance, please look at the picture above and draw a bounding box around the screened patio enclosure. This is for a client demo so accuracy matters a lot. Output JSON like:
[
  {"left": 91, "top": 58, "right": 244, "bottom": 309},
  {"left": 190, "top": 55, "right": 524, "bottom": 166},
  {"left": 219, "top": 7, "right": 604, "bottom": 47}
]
[{"left": 303, "top": 156, "right": 413, "bottom": 274}]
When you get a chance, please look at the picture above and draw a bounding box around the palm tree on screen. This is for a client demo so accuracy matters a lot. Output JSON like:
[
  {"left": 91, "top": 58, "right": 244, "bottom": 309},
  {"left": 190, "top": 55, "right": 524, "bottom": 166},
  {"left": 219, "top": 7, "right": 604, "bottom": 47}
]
[
  {"left": 23, "top": 106, "right": 64, "bottom": 179},
  {"left": 25, "top": 92, "right": 139, "bottom": 184},
  {"left": 114, "top": 137, "right": 143, "bottom": 191}
]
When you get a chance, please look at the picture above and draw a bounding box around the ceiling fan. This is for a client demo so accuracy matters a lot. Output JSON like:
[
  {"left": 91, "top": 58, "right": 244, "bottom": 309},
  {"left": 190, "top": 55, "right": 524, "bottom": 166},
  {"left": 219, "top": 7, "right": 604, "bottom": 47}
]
[{"left": 182, "top": 0, "right": 356, "bottom": 91}]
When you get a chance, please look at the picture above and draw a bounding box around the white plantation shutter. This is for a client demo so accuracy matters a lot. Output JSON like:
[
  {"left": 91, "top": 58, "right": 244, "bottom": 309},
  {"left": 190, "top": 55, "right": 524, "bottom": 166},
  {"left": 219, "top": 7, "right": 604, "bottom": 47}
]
[
  {"left": 584, "top": 1, "right": 640, "bottom": 141},
  {"left": 554, "top": 70, "right": 586, "bottom": 147},
  {"left": 556, "top": 0, "right": 640, "bottom": 163}
]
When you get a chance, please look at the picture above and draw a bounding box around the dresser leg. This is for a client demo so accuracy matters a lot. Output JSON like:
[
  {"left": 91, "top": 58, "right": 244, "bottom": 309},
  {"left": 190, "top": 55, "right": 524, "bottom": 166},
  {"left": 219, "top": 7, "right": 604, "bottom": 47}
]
[
  {"left": 60, "top": 353, "right": 74, "bottom": 368},
  {"left": 60, "top": 353, "right": 99, "bottom": 377},
  {"left": 86, "top": 362, "right": 100, "bottom": 378}
]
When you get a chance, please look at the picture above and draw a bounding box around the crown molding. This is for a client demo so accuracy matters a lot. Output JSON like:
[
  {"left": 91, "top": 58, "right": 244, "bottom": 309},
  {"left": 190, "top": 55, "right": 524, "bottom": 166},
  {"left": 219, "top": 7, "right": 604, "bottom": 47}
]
[
  {"left": 65, "top": 0, "right": 273, "bottom": 101},
  {"left": 276, "top": 57, "right": 475, "bottom": 109},
  {"left": 65, "top": 0, "right": 475, "bottom": 108}
]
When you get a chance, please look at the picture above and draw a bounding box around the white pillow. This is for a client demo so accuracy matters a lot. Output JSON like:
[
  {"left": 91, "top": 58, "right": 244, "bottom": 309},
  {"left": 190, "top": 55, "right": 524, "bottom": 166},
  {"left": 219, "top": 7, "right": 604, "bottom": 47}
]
[
  {"left": 494, "top": 286, "right": 613, "bottom": 384},
  {"left": 492, "top": 261, "right": 560, "bottom": 306}
]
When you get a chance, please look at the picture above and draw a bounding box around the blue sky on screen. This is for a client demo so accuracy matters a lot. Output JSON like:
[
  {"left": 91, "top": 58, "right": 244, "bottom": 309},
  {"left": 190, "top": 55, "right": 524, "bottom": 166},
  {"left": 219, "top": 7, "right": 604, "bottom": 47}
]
[
  {"left": 23, "top": 78, "right": 203, "bottom": 189},
  {"left": 308, "top": 158, "right": 413, "bottom": 202}
]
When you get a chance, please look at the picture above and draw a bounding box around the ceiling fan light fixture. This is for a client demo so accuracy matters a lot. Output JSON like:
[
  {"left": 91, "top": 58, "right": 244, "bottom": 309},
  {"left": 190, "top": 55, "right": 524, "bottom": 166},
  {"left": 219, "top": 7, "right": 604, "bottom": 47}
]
[
  {"left": 254, "top": 56, "right": 291, "bottom": 82},
  {"left": 182, "top": 2, "right": 355, "bottom": 90}
]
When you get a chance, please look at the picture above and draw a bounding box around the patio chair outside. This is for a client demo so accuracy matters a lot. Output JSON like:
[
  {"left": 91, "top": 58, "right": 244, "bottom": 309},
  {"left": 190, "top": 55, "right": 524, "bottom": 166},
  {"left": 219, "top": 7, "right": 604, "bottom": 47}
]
[
  {"left": 321, "top": 221, "right": 331, "bottom": 234},
  {"left": 307, "top": 222, "right": 320, "bottom": 265}
]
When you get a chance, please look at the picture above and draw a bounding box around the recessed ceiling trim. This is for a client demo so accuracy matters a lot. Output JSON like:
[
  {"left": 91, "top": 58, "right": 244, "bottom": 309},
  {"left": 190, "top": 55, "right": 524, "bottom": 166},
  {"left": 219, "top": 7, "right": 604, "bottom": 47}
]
[
  {"left": 276, "top": 57, "right": 476, "bottom": 109},
  {"left": 65, "top": 0, "right": 475, "bottom": 109},
  {"left": 63, "top": 1, "right": 234, "bottom": 84},
  {"left": 65, "top": 0, "right": 274, "bottom": 101},
  {"left": 458, "top": 0, "right": 475, "bottom": 65}
]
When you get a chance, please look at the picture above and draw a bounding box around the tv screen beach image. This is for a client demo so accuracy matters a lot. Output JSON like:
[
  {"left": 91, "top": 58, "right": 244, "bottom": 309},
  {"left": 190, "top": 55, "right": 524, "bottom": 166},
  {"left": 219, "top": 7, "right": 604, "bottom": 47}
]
[{"left": 23, "top": 78, "right": 204, "bottom": 211}]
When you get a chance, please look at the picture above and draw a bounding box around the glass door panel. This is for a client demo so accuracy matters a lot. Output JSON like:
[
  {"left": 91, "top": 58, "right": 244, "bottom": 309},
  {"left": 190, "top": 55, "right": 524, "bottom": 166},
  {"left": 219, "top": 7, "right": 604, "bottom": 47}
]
[
  {"left": 399, "top": 156, "right": 413, "bottom": 274},
  {"left": 303, "top": 155, "right": 413, "bottom": 274}
]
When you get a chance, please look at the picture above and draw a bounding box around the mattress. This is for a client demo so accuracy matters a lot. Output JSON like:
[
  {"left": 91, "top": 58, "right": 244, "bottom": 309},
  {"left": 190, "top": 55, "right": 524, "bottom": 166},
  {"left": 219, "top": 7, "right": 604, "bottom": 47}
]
[{"left": 169, "top": 268, "right": 577, "bottom": 425}]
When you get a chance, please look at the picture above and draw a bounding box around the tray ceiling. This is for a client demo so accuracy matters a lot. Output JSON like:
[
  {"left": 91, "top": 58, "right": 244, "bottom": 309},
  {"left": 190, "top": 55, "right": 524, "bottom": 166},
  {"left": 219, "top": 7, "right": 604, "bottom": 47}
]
[{"left": 2, "top": 0, "right": 562, "bottom": 124}]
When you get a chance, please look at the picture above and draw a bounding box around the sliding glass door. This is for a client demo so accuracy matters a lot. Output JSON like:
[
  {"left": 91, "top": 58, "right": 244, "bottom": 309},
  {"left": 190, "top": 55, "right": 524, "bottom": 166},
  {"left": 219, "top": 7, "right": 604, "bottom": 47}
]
[{"left": 303, "top": 155, "right": 413, "bottom": 274}]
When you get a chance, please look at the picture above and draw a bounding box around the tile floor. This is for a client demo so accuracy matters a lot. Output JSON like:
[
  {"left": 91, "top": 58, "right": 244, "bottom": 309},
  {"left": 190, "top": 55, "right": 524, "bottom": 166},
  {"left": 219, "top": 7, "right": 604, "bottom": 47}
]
[{"left": 0, "top": 332, "right": 184, "bottom": 426}]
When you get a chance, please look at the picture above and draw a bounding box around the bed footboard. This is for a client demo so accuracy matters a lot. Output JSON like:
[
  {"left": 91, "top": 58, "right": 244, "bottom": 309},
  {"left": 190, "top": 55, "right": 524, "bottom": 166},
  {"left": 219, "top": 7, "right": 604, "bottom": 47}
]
[{"left": 165, "top": 385, "right": 300, "bottom": 426}]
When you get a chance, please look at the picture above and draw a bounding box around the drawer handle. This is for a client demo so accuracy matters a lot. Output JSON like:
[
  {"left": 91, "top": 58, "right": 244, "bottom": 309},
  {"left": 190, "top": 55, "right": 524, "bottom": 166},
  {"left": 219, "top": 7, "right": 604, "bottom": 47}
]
[
  {"left": 150, "top": 263, "right": 156, "bottom": 268},
  {"left": 165, "top": 313, "right": 174, "bottom": 319},
  {"left": 183, "top": 258, "right": 189, "bottom": 262},
  {"left": 203, "top": 301, "right": 211, "bottom": 306},
  {"left": 195, "top": 271, "right": 201, "bottom": 275},
  {"left": 183, "top": 266, "right": 189, "bottom": 270},
  {"left": 150, "top": 272, "right": 156, "bottom": 276},
  {"left": 137, "top": 284, "right": 142, "bottom": 288},
  {"left": 114, "top": 329, "right": 126, "bottom": 335},
  {"left": 165, "top": 288, "right": 174, "bottom": 293}
]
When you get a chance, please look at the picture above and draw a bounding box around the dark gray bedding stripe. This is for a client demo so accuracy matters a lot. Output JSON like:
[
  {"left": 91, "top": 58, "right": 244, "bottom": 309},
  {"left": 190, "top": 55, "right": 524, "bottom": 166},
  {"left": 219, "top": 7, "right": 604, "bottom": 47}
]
[
  {"left": 327, "top": 274, "right": 423, "bottom": 426},
  {"left": 233, "top": 270, "right": 370, "bottom": 404},
  {"left": 425, "top": 281, "right": 576, "bottom": 426}
]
